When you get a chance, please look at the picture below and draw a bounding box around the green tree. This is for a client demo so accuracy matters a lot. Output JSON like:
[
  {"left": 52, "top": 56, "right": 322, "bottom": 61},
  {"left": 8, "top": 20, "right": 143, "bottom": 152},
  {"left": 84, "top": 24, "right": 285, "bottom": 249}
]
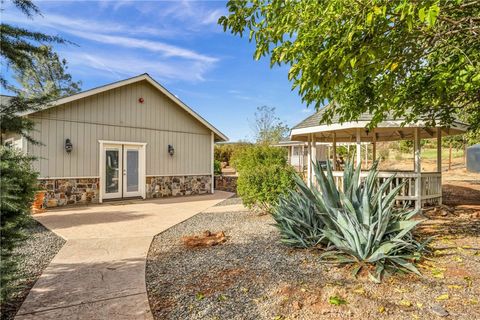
[
  {"left": 1, "top": 0, "right": 66, "bottom": 142},
  {"left": 251, "top": 105, "right": 289, "bottom": 144},
  {"left": 0, "top": 147, "right": 38, "bottom": 301},
  {"left": 219, "top": 0, "right": 480, "bottom": 132},
  {"left": 0, "top": 0, "right": 69, "bottom": 304},
  {"left": 13, "top": 45, "right": 81, "bottom": 99}
]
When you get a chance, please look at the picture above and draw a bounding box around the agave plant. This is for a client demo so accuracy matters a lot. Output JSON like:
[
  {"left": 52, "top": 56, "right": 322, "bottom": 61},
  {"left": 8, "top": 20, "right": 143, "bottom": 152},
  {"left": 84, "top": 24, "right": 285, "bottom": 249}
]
[
  {"left": 272, "top": 189, "right": 325, "bottom": 248},
  {"left": 273, "top": 160, "right": 428, "bottom": 282}
]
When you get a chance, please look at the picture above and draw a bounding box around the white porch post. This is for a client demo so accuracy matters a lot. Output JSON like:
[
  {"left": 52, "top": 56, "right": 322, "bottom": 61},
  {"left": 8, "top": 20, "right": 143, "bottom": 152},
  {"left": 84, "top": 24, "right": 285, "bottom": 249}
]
[
  {"left": 287, "top": 145, "right": 292, "bottom": 165},
  {"left": 414, "top": 128, "right": 422, "bottom": 210},
  {"left": 311, "top": 134, "right": 317, "bottom": 185},
  {"left": 211, "top": 132, "right": 215, "bottom": 194},
  {"left": 365, "top": 144, "right": 368, "bottom": 167},
  {"left": 356, "top": 128, "right": 361, "bottom": 167},
  {"left": 301, "top": 144, "right": 304, "bottom": 172},
  {"left": 332, "top": 132, "right": 337, "bottom": 170},
  {"left": 436, "top": 129, "right": 442, "bottom": 173},
  {"left": 307, "top": 135, "right": 312, "bottom": 187},
  {"left": 372, "top": 130, "right": 377, "bottom": 162},
  {"left": 312, "top": 134, "right": 317, "bottom": 166},
  {"left": 437, "top": 128, "right": 442, "bottom": 205}
]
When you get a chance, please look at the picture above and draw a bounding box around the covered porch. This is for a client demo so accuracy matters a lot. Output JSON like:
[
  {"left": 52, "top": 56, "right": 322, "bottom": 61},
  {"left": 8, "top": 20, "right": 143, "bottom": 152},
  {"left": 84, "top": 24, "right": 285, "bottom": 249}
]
[{"left": 290, "top": 112, "right": 468, "bottom": 209}]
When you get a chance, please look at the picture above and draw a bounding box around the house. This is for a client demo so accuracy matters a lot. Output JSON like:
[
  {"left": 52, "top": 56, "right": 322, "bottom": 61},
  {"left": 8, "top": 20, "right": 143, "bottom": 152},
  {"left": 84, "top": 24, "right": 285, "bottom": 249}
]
[
  {"left": 272, "top": 140, "right": 328, "bottom": 172},
  {"left": 3, "top": 74, "right": 228, "bottom": 207}
]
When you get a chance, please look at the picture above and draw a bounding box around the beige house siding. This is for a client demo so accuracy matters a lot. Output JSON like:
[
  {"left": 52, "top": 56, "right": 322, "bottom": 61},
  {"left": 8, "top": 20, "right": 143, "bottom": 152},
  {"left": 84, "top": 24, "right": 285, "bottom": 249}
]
[{"left": 28, "top": 80, "right": 212, "bottom": 178}]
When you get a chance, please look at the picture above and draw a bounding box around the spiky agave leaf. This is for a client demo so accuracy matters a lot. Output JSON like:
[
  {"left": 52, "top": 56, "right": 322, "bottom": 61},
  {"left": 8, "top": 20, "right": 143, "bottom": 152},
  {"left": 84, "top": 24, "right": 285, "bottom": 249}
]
[{"left": 271, "top": 190, "right": 326, "bottom": 248}]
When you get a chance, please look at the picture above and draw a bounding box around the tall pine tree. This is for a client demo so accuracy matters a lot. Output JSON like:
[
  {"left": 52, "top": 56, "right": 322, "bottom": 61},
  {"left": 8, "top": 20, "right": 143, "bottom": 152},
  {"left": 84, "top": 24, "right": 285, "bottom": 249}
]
[{"left": 0, "top": 0, "right": 74, "bottom": 303}]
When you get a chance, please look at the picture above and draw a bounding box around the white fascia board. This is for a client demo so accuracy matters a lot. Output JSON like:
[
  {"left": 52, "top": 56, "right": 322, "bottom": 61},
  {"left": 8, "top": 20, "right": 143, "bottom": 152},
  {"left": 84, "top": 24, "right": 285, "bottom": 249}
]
[{"left": 291, "top": 120, "right": 468, "bottom": 138}]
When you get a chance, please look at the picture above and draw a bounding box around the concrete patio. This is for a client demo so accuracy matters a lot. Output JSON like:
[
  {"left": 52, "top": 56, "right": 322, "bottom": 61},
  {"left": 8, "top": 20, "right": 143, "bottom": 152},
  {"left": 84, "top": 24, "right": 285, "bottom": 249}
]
[{"left": 15, "top": 191, "right": 233, "bottom": 320}]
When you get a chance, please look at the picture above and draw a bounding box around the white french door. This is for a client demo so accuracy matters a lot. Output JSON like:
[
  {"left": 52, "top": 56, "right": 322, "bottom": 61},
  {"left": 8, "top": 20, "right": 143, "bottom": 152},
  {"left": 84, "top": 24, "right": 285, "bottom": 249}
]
[
  {"left": 123, "top": 145, "right": 142, "bottom": 198},
  {"left": 101, "top": 142, "right": 145, "bottom": 201}
]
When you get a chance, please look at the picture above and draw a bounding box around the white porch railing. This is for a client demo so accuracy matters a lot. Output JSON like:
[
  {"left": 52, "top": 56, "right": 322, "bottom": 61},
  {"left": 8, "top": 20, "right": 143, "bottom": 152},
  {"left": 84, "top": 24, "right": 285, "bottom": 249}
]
[{"left": 329, "top": 171, "right": 442, "bottom": 208}]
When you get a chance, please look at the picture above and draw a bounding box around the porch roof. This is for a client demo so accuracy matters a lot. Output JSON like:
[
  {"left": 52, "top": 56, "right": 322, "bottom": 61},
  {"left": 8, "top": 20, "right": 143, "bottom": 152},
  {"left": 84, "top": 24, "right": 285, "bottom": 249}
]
[{"left": 291, "top": 107, "right": 469, "bottom": 142}]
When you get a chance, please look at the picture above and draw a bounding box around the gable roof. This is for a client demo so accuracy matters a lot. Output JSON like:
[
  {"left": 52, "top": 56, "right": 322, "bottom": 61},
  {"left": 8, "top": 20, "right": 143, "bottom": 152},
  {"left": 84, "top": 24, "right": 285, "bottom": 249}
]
[{"left": 22, "top": 73, "right": 228, "bottom": 142}]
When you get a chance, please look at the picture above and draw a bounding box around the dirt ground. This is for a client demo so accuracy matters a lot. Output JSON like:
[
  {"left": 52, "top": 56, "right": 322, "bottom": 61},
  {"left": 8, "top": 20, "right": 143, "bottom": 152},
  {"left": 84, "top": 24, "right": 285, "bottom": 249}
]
[{"left": 379, "top": 156, "right": 468, "bottom": 173}]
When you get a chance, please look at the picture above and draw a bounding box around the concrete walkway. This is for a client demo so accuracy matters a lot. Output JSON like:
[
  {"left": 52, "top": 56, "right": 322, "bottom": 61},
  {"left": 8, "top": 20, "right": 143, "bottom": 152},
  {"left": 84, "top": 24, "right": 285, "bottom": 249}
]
[{"left": 16, "top": 191, "right": 232, "bottom": 320}]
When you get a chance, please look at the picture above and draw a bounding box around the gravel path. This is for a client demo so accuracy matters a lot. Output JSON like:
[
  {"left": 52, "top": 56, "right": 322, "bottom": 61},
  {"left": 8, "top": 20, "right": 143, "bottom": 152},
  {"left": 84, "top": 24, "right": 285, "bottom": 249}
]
[
  {"left": 146, "top": 205, "right": 480, "bottom": 320},
  {"left": 0, "top": 219, "right": 65, "bottom": 320}
]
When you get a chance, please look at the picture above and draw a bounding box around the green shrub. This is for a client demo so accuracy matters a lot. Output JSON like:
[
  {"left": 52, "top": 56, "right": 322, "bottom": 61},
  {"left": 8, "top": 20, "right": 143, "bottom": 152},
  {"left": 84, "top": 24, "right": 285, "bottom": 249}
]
[
  {"left": 214, "top": 143, "right": 250, "bottom": 165},
  {"left": 273, "top": 160, "right": 427, "bottom": 282},
  {"left": 233, "top": 145, "right": 295, "bottom": 213},
  {"left": 0, "top": 147, "right": 38, "bottom": 302},
  {"left": 214, "top": 160, "right": 222, "bottom": 175}
]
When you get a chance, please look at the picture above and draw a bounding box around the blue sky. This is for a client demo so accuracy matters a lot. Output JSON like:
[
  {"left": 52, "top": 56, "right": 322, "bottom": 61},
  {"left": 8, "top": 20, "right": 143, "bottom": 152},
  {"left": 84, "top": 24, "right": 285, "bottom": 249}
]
[{"left": 2, "top": 0, "right": 314, "bottom": 141}]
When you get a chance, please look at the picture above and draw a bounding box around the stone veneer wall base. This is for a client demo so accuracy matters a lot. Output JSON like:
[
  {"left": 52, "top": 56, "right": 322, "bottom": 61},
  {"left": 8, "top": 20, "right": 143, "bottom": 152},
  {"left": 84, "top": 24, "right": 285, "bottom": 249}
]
[
  {"left": 38, "top": 175, "right": 213, "bottom": 208},
  {"left": 146, "top": 175, "right": 212, "bottom": 198},
  {"left": 39, "top": 178, "right": 99, "bottom": 208}
]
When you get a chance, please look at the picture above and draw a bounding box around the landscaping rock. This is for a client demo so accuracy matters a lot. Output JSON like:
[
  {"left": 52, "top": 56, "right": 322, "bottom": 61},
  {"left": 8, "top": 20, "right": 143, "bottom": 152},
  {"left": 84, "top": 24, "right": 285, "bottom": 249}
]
[
  {"left": 430, "top": 303, "right": 449, "bottom": 317},
  {"left": 182, "top": 230, "right": 227, "bottom": 248}
]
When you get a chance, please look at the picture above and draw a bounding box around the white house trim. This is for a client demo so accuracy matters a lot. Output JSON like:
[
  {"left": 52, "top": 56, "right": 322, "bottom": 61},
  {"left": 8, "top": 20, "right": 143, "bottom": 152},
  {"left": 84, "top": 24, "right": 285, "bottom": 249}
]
[
  {"left": 211, "top": 131, "right": 214, "bottom": 194},
  {"left": 21, "top": 74, "right": 228, "bottom": 142},
  {"left": 98, "top": 140, "right": 147, "bottom": 146},
  {"left": 39, "top": 176, "right": 100, "bottom": 180},
  {"left": 146, "top": 173, "right": 212, "bottom": 177}
]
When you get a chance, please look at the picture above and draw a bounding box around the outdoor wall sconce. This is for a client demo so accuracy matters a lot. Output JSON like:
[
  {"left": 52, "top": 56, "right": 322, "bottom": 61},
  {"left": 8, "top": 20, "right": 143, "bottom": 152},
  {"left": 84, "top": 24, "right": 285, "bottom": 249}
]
[
  {"left": 168, "top": 144, "right": 174, "bottom": 156},
  {"left": 65, "top": 139, "right": 73, "bottom": 153}
]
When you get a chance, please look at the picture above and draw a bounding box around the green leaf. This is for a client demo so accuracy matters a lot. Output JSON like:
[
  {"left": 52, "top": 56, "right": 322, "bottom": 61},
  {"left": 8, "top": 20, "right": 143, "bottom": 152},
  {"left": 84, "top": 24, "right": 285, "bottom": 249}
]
[
  {"left": 418, "top": 7, "right": 426, "bottom": 22},
  {"left": 350, "top": 57, "right": 357, "bottom": 68},
  {"left": 427, "top": 4, "right": 440, "bottom": 27},
  {"left": 366, "top": 12, "right": 373, "bottom": 26},
  {"left": 329, "top": 295, "right": 348, "bottom": 305}
]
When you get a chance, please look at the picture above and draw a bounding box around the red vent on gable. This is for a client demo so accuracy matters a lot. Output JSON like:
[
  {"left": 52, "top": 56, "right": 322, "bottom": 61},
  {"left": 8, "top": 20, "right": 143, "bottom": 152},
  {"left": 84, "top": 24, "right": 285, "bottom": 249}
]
[{"left": 138, "top": 97, "right": 144, "bottom": 103}]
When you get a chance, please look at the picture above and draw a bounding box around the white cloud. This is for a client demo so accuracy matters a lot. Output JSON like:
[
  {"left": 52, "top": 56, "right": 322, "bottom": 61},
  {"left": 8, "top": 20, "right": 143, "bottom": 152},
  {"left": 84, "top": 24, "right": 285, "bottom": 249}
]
[
  {"left": 65, "top": 51, "right": 213, "bottom": 82},
  {"left": 201, "top": 8, "right": 227, "bottom": 25},
  {"left": 1, "top": 11, "right": 178, "bottom": 38},
  {"left": 67, "top": 30, "right": 217, "bottom": 63},
  {"left": 2, "top": 7, "right": 219, "bottom": 82}
]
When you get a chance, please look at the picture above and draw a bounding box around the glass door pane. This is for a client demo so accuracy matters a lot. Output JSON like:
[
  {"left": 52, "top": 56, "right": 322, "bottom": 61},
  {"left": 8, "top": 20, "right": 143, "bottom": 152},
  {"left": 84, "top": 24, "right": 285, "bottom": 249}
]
[
  {"left": 126, "top": 150, "right": 139, "bottom": 192},
  {"left": 105, "top": 149, "right": 120, "bottom": 194}
]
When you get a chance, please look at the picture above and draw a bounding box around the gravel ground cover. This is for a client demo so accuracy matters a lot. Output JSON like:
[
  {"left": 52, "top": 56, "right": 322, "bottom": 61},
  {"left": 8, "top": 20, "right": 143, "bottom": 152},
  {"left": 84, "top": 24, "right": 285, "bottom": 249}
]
[
  {"left": 146, "top": 201, "right": 480, "bottom": 320},
  {"left": 213, "top": 195, "right": 242, "bottom": 207},
  {"left": 0, "top": 219, "right": 65, "bottom": 320}
]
